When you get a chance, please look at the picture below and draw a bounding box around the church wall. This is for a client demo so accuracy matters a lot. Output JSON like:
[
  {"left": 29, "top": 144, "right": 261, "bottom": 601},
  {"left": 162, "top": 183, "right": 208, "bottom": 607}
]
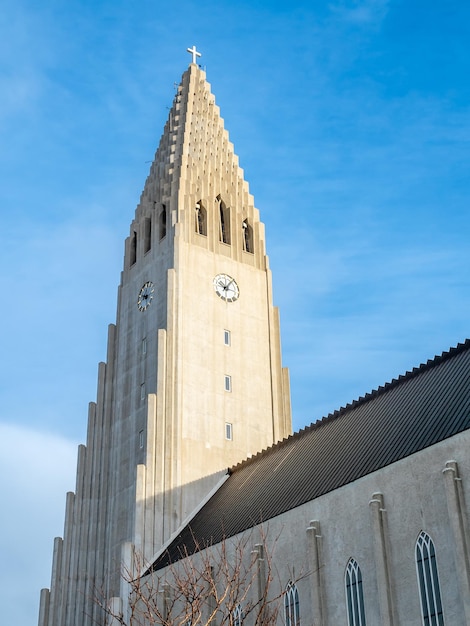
[
  {"left": 152, "top": 429, "right": 470, "bottom": 626},
  {"left": 275, "top": 428, "right": 469, "bottom": 625}
]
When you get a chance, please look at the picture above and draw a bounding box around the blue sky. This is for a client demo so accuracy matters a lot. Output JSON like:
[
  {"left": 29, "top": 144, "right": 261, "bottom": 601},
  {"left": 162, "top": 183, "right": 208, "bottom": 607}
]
[{"left": 1, "top": 0, "right": 469, "bottom": 623}]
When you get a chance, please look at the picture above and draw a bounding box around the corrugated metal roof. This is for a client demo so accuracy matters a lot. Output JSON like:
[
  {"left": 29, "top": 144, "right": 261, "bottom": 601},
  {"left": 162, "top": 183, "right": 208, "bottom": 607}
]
[{"left": 149, "top": 340, "right": 470, "bottom": 572}]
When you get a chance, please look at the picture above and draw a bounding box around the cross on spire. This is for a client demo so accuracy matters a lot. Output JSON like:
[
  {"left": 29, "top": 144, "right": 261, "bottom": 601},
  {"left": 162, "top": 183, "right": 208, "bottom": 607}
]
[{"left": 187, "top": 45, "right": 202, "bottom": 65}]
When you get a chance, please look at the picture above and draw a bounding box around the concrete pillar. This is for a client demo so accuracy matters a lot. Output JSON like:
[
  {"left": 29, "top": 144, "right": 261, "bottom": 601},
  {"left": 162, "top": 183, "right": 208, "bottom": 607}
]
[
  {"left": 60, "top": 489, "right": 77, "bottom": 625},
  {"left": 369, "top": 492, "right": 395, "bottom": 626},
  {"left": 74, "top": 405, "right": 95, "bottom": 626},
  {"left": 38, "top": 588, "right": 50, "bottom": 626},
  {"left": 306, "top": 520, "right": 325, "bottom": 626},
  {"left": 107, "top": 597, "right": 123, "bottom": 626},
  {"left": 442, "top": 460, "right": 470, "bottom": 622},
  {"left": 120, "top": 541, "right": 135, "bottom": 622},
  {"left": 252, "top": 543, "right": 267, "bottom": 622},
  {"left": 46, "top": 537, "right": 63, "bottom": 626}
]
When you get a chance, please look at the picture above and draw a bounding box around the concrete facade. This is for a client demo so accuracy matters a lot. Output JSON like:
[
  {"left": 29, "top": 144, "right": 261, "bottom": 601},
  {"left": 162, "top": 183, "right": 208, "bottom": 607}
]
[
  {"left": 150, "top": 430, "right": 470, "bottom": 626},
  {"left": 38, "top": 62, "right": 291, "bottom": 626}
]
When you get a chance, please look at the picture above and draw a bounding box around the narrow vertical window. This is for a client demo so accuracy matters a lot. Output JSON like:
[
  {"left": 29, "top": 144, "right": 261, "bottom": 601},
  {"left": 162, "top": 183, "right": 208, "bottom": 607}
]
[
  {"left": 218, "top": 197, "right": 231, "bottom": 244},
  {"left": 140, "top": 383, "right": 146, "bottom": 401},
  {"left": 139, "top": 430, "right": 144, "bottom": 449},
  {"left": 130, "top": 230, "right": 137, "bottom": 266},
  {"left": 224, "top": 375, "right": 231, "bottom": 392},
  {"left": 416, "top": 532, "right": 444, "bottom": 626},
  {"left": 144, "top": 217, "right": 152, "bottom": 253},
  {"left": 284, "top": 581, "right": 300, "bottom": 626},
  {"left": 242, "top": 219, "right": 254, "bottom": 253},
  {"left": 232, "top": 604, "right": 242, "bottom": 626},
  {"left": 159, "top": 204, "right": 167, "bottom": 240},
  {"left": 195, "top": 201, "right": 207, "bottom": 236},
  {"left": 225, "top": 423, "right": 233, "bottom": 440},
  {"left": 345, "top": 558, "right": 366, "bottom": 626},
  {"left": 142, "top": 337, "right": 147, "bottom": 355},
  {"left": 224, "top": 330, "right": 231, "bottom": 346}
]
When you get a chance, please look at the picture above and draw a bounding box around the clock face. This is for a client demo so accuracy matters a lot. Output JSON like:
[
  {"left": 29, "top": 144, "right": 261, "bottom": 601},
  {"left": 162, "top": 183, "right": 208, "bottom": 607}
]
[
  {"left": 213, "top": 274, "right": 239, "bottom": 302},
  {"left": 137, "top": 281, "right": 154, "bottom": 311}
]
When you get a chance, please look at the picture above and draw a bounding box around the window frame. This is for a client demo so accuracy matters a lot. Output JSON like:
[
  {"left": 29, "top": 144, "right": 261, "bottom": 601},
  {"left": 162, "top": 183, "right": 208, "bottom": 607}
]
[
  {"left": 242, "top": 219, "right": 254, "bottom": 253},
  {"left": 159, "top": 204, "right": 167, "bottom": 240},
  {"left": 195, "top": 201, "right": 207, "bottom": 236},
  {"left": 218, "top": 197, "right": 231, "bottom": 244},
  {"left": 284, "top": 581, "right": 300, "bottom": 626},
  {"left": 345, "top": 558, "right": 366, "bottom": 626},
  {"left": 232, "top": 603, "right": 242, "bottom": 626},
  {"left": 416, "top": 531, "right": 445, "bottom": 626},
  {"left": 144, "top": 217, "right": 152, "bottom": 253}
]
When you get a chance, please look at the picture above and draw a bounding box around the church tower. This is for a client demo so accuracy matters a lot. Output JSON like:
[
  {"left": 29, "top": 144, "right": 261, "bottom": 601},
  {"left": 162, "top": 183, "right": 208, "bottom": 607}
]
[{"left": 38, "top": 50, "right": 292, "bottom": 626}]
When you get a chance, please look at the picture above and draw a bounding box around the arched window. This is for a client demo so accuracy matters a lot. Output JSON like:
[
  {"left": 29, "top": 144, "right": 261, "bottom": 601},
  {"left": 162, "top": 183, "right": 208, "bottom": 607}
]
[
  {"left": 218, "top": 197, "right": 231, "bottom": 244},
  {"left": 416, "top": 531, "right": 444, "bottom": 626},
  {"left": 242, "top": 219, "right": 253, "bottom": 253},
  {"left": 345, "top": 558, "right": 366, "bottom": 626},
  {"left": 159, "top": 204, "right": 167, "bottom": 240},
  {"left": 130, "top": 230, "right": 137, "bottom": 266},
  {"left": 195, "top": 201, "right": 207, "bottom": 236},
  {"left": 284, "top": 581, "right": 300, "bottom": 626},
  {"left": 144, "top": 217, "right": 152, "bottom": 253},
  {"left": 232, "top": 604, "right": 243, "bottom": 626}
]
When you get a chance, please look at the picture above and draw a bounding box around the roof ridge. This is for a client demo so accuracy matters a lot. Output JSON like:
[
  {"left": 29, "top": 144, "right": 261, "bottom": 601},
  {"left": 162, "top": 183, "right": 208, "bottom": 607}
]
[
  {"left": 331, "top": 338, "right": 470, "bottom": 417},
  {"left": 229, "top": 339, "right": 470, "bottom": 473}
]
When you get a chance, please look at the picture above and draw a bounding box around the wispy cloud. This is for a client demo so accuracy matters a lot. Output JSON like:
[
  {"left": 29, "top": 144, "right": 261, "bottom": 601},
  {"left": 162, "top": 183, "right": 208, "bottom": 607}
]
[{"left": 328, "top": 0, "right": 390, "bottom": 26}]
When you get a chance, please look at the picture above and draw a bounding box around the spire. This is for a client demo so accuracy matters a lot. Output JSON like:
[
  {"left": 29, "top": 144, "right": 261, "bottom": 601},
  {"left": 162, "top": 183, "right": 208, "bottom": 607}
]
[{"left": 137, "top": 56, "right": 265, "bottom": 264}]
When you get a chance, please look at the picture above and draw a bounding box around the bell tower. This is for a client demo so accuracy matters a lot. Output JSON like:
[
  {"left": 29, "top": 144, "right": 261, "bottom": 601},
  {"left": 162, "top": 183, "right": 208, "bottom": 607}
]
[{"left": 38, "top": 51, "right": 292, "bottom": 626}]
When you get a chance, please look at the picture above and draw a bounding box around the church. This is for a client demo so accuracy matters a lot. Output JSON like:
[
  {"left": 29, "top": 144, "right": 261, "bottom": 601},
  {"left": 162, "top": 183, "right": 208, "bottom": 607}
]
[{"left": 38, "top": 49, "right": 470, "bottom": 626}]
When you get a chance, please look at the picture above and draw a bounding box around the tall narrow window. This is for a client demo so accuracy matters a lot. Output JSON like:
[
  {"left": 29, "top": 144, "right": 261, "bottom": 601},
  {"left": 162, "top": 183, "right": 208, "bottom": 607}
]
[
  {"left": 345, "top": 558, "right": 366, "bottom": 626},
  {"left": 139, "top": 430, "right": 144, "bottom": 449},
  {"left": 416, "top": 532, "right": 444, "bottom": 626},
  {"left": 284, "top": 581, "right": 300, "bottom": 626},
  {"left": 130, "top": 230, "right": 137, "bottom": 266},
  {"left": 224, "top": 330, "right": 231, "bottom": 346},
  {"left": 144, "top": 217, "right": 152, "bottom": 253},
  {"left": 195, "top": 201, "right": 207, "bottom": 236},
  {"left": 224, "top": 375, "right": 231, "bottom": 392},
  {"left": 225, "top": 423, "right": 233, "bottom": 441},
  {"left": 218, "top": 197, "right": 231, "bottom": 244},
  {"left": 242, "top": 219, "right": 254, "bottom": 253},
  {"left": 142, "top": 337, "right": 147, "bottom": 355},
  {"left": 159, "top": 204, "right": 167, "bottom": 240},
  {"left": 140, "top": 383, "right": 146, "bottom": 401},
  {"left": 232, "top": 603, "right": 242, "bottom": 626}
]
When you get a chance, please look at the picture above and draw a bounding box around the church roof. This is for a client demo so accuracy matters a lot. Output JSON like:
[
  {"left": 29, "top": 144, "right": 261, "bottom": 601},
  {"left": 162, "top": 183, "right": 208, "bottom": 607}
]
[{"left": 149, "top": 339, "right": 470, "bottom": 572}]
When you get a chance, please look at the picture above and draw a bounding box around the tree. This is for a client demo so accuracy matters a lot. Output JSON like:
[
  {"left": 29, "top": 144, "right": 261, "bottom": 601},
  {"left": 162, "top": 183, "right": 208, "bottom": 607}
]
[{"left": 96, "top": 528, "right": 306, "bottom": 626}]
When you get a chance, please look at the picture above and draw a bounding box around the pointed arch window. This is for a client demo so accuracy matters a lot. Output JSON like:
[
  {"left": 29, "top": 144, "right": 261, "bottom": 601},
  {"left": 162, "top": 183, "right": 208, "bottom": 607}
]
[
  {"left": 159, "top": 204, "right": 167, "bottom": 240},
  {"left": 195, "top": 201, "right": 207, "bottom": 236},
  {"left": 284, "top": 581, "right": 300, "bottom": 626},
  {"left": 218, "top": 197, "right": 231, "bottom": 244},
  {"left": 144, "top": 217, "right": 152, "bottom": 253},
  {"left": 345, "top": 558, "right": 366, "bottom": 626},
  {"left": 232, "top": 603, "right": 243, "bottom": 626},
  {"left": 130, "top": 230, "right": 137, "bottom": 266},
  {"left": 242, "top": 219, "right": 253, "bottom": 253},
  {"left": 416, "top": 531, "right": 444, "bottom": 626}
]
